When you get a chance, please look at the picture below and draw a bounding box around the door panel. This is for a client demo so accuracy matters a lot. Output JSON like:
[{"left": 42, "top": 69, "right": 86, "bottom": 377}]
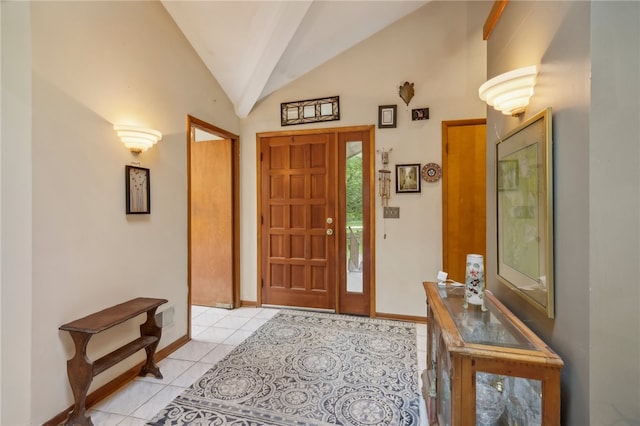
[
  {"left": 442, "top": 120, "right": 487, "bottom": 283},
  {"left": 261, "top": 134, "right": 336, "bottom": 310},
  {"left": 188, "top": 115, "right": 240, "bottom": 311}
]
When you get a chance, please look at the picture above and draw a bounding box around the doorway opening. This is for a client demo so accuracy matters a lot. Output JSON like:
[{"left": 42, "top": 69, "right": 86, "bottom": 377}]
[
  {"left": 442, "top": 119, "right": 487, "bottom": 282},
  {"left": 257, "top": 125, "right": 375, "bottom": 316},
  {"left": 187, "top": 115, "right": 240, "bottom": 337}
]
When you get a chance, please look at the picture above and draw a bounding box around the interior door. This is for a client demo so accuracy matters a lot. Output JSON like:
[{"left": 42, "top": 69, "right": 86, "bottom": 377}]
[
  {"left": 260, "top": 133, "right": 337, "bottom": 310},
  {"left": 188, "top": 116, "right": 240, "bottom": 309},
  {"left": 442, "top": 119, "right": 487, "bottom": 282}
]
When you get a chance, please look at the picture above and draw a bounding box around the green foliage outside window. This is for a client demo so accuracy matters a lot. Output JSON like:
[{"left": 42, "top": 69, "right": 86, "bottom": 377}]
[{"left": 346, "top": 154, "right": 363, "bottom": 226}]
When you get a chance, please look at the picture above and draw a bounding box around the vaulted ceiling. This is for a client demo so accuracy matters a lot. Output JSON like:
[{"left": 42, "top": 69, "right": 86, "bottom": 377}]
[{"left": 161, "top": 1, "right": 428, "bottom": 118}]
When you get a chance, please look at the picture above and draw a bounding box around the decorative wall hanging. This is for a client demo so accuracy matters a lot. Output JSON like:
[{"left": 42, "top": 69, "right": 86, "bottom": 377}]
[
  {"left": 396, "top": 163, "right": 421, "bottom": 193},
  {"left": 496, "top": 107, "right": 554, "bottom": 318},
  {"left": 412, "top": 108, "right": 429, "bottom": 121},
  {"left": 377, "top": 148, "right": 393, "bottom": 206},
  {"left": 398, "top": 82, "right": 415, "bottom": 106},
  {"left": 378, "top": 105, "right": 397, "bottom": 128},
  {"left": 125, "top": 165, "right": 150, "bottom": 214},
  {"left": 280, "top": 96, "right": 340, "bottom": 126},
  {"left": 421, "top": 163, "right": 441, "bottom": 182}
]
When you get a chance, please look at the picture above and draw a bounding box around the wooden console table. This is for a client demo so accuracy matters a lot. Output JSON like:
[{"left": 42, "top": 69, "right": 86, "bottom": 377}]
[
  {"left": 422, "top": 282, "right": 563, "bottom": 425},
  {"left": 59, "top": 297, "right": 168, "bottom": 426}
]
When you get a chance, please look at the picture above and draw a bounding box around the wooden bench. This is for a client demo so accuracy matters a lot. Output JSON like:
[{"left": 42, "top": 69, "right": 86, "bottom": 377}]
[{"left": 59, "top": 297, "right": 168, "bottom": 426}]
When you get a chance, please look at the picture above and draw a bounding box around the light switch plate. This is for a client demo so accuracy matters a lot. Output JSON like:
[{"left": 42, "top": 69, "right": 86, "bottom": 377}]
[{"left": 383, "top": 206, "right": 400, "bottom": 218}]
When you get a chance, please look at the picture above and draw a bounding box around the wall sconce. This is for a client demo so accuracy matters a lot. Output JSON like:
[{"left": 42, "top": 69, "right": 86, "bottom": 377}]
[
  {"left": 114, "top": 125, "right": 162, "bottom": 154},
  {"left": 478, "top": 65, "right": 538, "bottom": 116},
  {"left": 377, "top": 148, "right": 392, "bottom": 206}
]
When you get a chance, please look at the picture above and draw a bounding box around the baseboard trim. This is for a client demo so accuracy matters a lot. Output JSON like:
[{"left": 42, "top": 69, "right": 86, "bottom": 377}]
[
  {"left": 375, "top": 311, "right": 427, "bottom": 323},
  {"left": 43, "top": 334, "right": 190, "bottom": 426},
  {"left": 240, "top": 299, "right": 258, "bottom": 307}
]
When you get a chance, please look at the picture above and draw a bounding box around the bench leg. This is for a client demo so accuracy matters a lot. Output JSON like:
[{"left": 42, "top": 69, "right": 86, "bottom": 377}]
[
  {"left": 139, "top": 308, "right": 163, "bottom": 379},
  {"left": 64, "top": 331, "right": 94, "bottom": 426}
]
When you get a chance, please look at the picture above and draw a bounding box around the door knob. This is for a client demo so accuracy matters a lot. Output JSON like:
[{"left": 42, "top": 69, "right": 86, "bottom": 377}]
[{"left": 326, "top": 229, "right": 334, "bottom": 236}]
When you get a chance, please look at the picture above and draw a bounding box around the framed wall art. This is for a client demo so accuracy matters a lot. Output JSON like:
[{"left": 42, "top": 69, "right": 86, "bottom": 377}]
[
  {"left": 378, "top": 105, "right": 397, "bottom": 128},
  {"left": 280, "top": 96, "right": 340, "bottom": 126},
  {"left": 396, "top": 163, "right": 421, "bottom": 193},
  {"left": 125, "top": 165, "right": 150, "bottom": 214},
  {"left": 496, "top": 107, "right": 554, "bottom": 318},
  {"left": 411, "top": 108, "right": 429, "bottom": 121}
]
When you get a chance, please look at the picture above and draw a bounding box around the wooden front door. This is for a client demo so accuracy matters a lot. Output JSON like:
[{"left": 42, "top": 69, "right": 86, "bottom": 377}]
[
  {"left": 260, "top": 133, "right": 337, "bottom": 310},
  {"left": 442, "top": 119, "right": 487, "bottom": 283}
]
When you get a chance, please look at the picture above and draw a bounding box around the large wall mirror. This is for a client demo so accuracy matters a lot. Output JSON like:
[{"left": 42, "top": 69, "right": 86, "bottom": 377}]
[{"left": 496, "top": 108, "right": 555, "bottom": 318}]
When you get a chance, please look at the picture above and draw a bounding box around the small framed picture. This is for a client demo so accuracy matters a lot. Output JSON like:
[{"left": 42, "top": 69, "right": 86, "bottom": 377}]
[
  {"left": 396, "top": 163, "right": 421, "bottom": 193},
  {"left": 411, "top": 108, "right": 429, "bottom": 121},
  {"left": 378, "top": 105, "right": 397, "bottom": 128},
  {"left": 125, "top": 165, "right": 150, "bottom": 214}
]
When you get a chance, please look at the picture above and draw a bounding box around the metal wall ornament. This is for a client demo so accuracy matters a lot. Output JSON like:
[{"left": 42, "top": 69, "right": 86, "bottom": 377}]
[
  {"left": 280, "top": 96, "right": 340, "bottom": 126},
  {"left": 399, "top": 82, "right": 415, "bottom": 106}
]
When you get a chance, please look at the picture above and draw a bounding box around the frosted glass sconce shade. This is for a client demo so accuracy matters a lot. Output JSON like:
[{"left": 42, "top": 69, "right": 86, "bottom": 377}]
[
  {"left": 479, "top": 65, "right": 538, "bottom": 116},
  {"left": 114, "top": 125, "right": 162, "bottom": 153}
]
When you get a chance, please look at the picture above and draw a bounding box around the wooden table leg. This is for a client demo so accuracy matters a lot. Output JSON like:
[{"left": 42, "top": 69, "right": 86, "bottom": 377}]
[
  {"left": 139, "top": 308, "right": 163, "bottom": 379},
  {"left": 64, "top": 331, "right": 94, "bottom": 426}
]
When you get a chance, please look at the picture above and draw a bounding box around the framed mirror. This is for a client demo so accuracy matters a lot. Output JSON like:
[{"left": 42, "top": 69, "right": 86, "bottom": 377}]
[{"left": 496, "top": 108, "right": 554, "bottom": 318}]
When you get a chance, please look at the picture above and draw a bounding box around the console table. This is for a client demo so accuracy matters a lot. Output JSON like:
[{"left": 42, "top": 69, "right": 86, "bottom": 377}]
[
  {"left": 59, "top": 297, "right": 168, "bottom": 426},
  {"left": 422, "top": 282, "right": 563, "bottom": 425}
]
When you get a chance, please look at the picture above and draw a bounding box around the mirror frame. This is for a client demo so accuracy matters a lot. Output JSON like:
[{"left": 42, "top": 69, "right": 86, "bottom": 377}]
[{"left": 496, "top": 108, "right": 554, "bottom": 318}]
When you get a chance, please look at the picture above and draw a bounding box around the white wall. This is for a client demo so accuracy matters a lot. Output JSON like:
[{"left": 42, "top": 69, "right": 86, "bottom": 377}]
[
  {"left": 1, "top": 2, "right": 33, "bottom": 424},
  {"left": 240, "top": 1, "right": 490, "bottom": 317},
  {"left": 3, "top": 2, "right": 239, "bottom": 424}
]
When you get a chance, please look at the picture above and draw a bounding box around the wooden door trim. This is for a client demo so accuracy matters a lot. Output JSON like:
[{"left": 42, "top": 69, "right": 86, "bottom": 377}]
[
  {"left": 257, "top": 125, "right": 373, "bottom": 139},
  {"left": 441, "top": 118, "right": 486, "bottom": 277},
  {"left": 256, "top": 125, "right": 376, "bottom": 316},
  {"left": 187, "top": 115, "right": 240, "bottom": 336}
]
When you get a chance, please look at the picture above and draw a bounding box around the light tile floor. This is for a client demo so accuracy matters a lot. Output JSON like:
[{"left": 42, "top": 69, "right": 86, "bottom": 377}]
[{"left": 86, "top": 306, "right": 428, "bottom": 425}]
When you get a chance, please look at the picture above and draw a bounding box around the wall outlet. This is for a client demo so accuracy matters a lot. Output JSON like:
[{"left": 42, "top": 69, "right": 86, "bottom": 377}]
[{"left": 383, "top": 206, "right": 400, "bottom": 219}]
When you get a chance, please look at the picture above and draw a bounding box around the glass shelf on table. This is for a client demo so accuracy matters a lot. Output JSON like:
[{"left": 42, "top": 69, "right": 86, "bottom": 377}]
[{"left": 437, "top": 286, "right": 535, "bottom": 350}]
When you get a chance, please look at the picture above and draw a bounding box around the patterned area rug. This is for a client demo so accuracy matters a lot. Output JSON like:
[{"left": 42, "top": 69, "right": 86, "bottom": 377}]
[{"left": 148, "top": 310, "right": 421, "bottom": 426}]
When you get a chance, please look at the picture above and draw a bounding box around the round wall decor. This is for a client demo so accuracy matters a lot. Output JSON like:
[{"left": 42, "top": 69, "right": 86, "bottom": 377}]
[{"left": 422, "top": 163, "right": 442, "bottom": 182}]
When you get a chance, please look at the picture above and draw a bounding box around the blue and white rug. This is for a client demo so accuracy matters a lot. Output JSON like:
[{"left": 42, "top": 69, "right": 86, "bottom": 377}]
[{"left": 148, "top": 310, "right": 421, "bottom": 425}]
